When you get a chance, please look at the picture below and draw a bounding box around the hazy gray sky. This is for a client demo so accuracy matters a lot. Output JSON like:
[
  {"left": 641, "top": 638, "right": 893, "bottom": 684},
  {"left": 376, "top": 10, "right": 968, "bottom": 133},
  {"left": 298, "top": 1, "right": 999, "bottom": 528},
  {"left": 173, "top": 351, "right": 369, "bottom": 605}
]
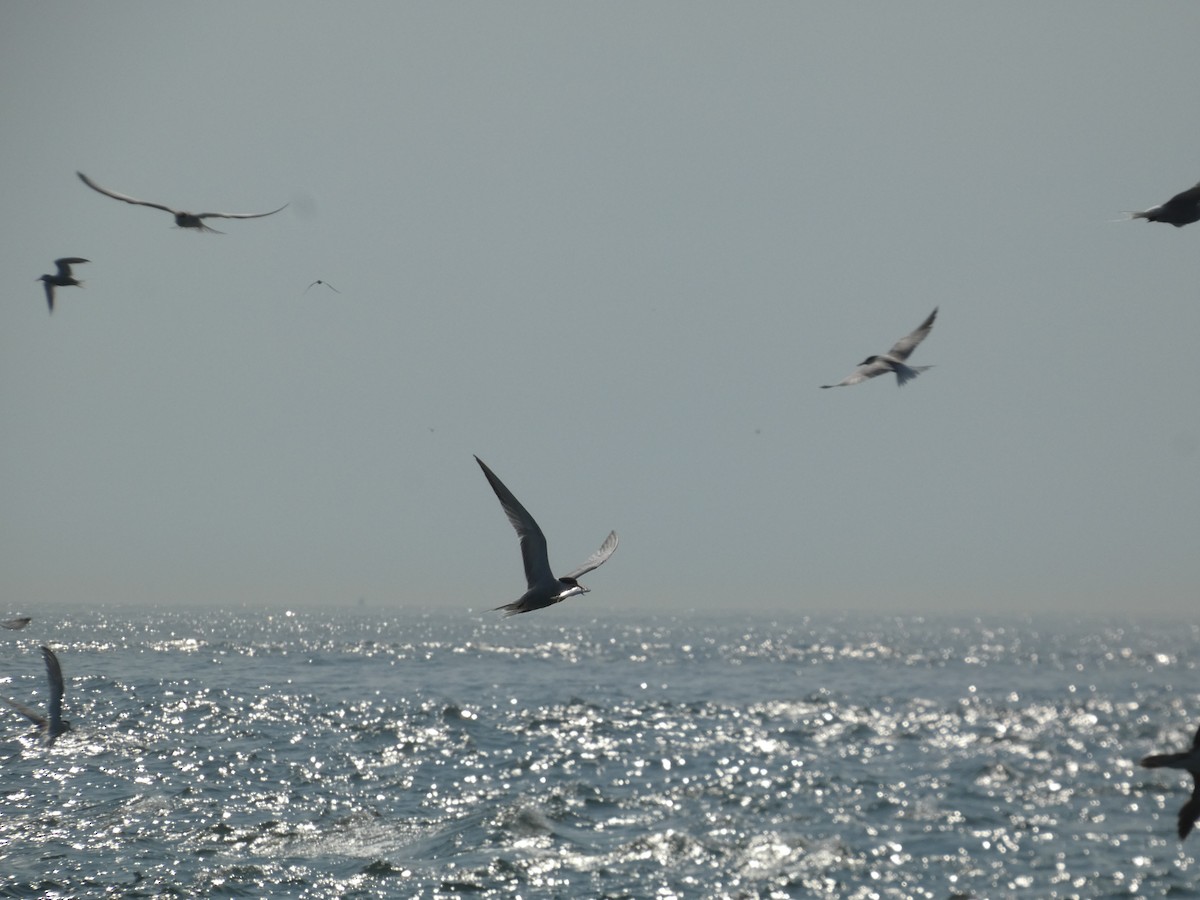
[{"left": 3, "top": 3, "right": 1199, "bottom": 617}]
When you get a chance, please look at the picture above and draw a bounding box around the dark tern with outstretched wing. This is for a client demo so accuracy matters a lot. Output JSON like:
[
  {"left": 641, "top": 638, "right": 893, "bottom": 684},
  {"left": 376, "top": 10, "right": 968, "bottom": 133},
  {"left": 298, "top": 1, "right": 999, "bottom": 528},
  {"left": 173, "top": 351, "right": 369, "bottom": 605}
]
[
  {"left": 475, "top": 456, "right": 618, "bottom": 617},
  {"left": 37, "top": 257, "right": 89, "bottom": 313},
  {"left": 821, "top": 307, "right": 938, "bottom": 389},
  {"left": 78, "top": 171, "right": 287, "bottom": 233},
  {"left": 3, "top": 646, "right": 71, "bottom": 747},
  {"left": 1141, "top": 725, "right": 1200, "bottom": 839}
]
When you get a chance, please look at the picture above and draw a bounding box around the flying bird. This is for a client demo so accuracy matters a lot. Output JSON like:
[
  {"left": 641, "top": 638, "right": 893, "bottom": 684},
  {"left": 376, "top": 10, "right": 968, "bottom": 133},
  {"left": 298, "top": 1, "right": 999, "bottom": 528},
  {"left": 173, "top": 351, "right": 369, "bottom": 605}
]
[
  {"left": 1130, "top": 180, "right": 1200, "bottom": 227},
  {"left": 37, "top": 257, "right": 89, "bottom": 313},
  {"left": 821, "top": 307, "right": 938, "bottom": 389},
  {"left": 1, "top": 617, "right": 31, "bottom": 630},
  {"left": 3, "top": 646, "right": 71, "bottom": 747},
  {"left": 305, "top": 280, "right": 340, "bottom": 294},
  {"left": 1141, "top": 726, "right": 1200, "bottom": 839},
  {"left": 77, "top": 171, "right": 287, "bottom": 233},
  {"left": 475, "top": 456, "right": 618, "bottom": 617}
]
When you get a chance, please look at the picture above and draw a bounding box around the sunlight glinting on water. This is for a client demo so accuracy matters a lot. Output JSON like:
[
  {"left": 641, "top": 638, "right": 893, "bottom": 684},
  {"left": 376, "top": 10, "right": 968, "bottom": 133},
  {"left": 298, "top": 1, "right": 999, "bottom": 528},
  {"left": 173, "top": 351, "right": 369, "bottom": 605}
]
[{"left": 2, "top": 610, "right": 1199, "bottom": 897}]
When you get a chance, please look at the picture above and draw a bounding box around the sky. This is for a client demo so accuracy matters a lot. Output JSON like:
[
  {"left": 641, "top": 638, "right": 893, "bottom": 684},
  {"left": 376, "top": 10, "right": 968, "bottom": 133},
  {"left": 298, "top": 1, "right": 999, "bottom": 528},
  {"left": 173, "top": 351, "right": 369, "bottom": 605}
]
[{"left": 3, "top": 3, "right": 1199, "bottom": 618}]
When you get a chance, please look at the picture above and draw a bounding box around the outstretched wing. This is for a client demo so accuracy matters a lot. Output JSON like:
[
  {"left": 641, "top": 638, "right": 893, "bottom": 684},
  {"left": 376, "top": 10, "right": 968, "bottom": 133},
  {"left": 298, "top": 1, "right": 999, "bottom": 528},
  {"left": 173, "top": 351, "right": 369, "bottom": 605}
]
[
  {"left": 821, "top": 359, "right": 889, "bottom": 388},
  {"left": 475, "top": 457, "right": 553, "bottom": 590},
  {"left": 1165, "top": 181, "right": 1200, "bottom": 209},
  {"left": 41, "top": 647, "right": 65, "bottom": 733},
  {"left": 0, "top": 617, "right": 31, "bottom": 630},
  {"left": 77, "top": 171, "right": 177, "bottom": 214},
  {"left": 1180, "top": 779, "right": 1200, "bottom": 840},
  {"left": 53, "top": 258, "right": 88, "bottom": 277},
  {"left": 887, "top": 307, "right": 938, "bottom": 361},
  {"left": 564, "top": 530, "right": 619, "bottom": 580},
  {"left": 2, "top": 696, "right": 46, "bottom": 728},
  {"left": 196, "top": 204, "right": 288, "bottom": 221}
]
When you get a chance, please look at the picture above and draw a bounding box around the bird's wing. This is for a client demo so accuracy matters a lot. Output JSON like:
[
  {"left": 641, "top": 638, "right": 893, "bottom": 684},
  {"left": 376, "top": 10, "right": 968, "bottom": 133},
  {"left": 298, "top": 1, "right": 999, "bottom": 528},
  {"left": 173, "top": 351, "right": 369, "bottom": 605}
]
[
  {"left": 887, "top": 307, "right": 938, "bottom": 361},
  {"left": 77, "top": 172, "right": 177, "bottom": 214},
  {"left": 821, "top": 361, "right": 887, "bottom": 388},
  {"left": 196, "top": 204, "right": 288, "bottom": 221},
  {"left": 1166, "top": 181, "right": 1200, "bottom": 208},
  {"left": 1180, "top": 779, "right": 1200, "bottom": 839},
  {"left": 54, "top": 258, "right": 88, "bottom": 277},
  {"left": 3, "top": 696, "right": 46, "bottom": 728},
  {"left": 42, "top": 280, "right": 55, "bottom": 312},
  {"left": 563, "top": 531, "right": 619, "bottom": 580},
  {"left": 0, "top": 617, "right": 31, "bottom": 630},
  {"left": 41, "top": 647, "right": 65, "bottom": 732},
  {"left": 475, "top": 457, "right": 554, "bottom": 589}
]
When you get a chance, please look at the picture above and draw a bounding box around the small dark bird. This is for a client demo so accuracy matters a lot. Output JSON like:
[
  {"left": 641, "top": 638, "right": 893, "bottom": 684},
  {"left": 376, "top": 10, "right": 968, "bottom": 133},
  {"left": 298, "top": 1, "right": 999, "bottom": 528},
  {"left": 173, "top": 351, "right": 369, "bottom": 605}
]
[
  {"left": 1130, "top": 181, "right": 1200, "bottom": 227},
  {"left": 37, "top": 258, "right": 89, "bottom": 313},
  {"left": 821, "top": 308, "right": 938, "bottom": 389},
  {"left": 1141, "top": 725, "right": 1200, "bottom": 839},
  {"left": 1, "top": 617, "right": 31, "bottom": 630},
  {"left": 3, "top": 646, "right": 71, "bottom": 747},
  {"left": 77, "top": 171, "right": 287, "bottom": 233},
  {"left": 305, "top": 280, "right": 340, "bottom": 294},
  {"left": 475, "top": 456, "right": 618, "bottom": 616}
]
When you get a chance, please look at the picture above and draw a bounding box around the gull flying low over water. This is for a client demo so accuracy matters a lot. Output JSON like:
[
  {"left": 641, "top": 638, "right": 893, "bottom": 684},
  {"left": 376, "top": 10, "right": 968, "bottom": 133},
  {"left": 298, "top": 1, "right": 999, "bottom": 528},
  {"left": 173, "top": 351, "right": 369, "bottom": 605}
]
[
  {"left": 475, "top": 456, "right": 618, "bottom": 617},
  {"left": 37, "top": 257, "right": 89, "bottom": 313},
  {"left": 1141, "top": 726, "right": 1200, "bottom": 839},
  {"left": 1129, "top": 180, "right": 1200, "bottom": 227},
  {"left": 1, "top": 617, "right": 31, "bottom": 630},
  {"left": 3, "top": 646, "right": 71, "bottom": 747},
  {"left": 821, "top": 307, "right": 938, "bottom": 389},
  {"left": 305, "top": 279, "right": 340, "bottom": 294},
  {"left": 77, "top": 171, "right": 287, "bottom": 233}
]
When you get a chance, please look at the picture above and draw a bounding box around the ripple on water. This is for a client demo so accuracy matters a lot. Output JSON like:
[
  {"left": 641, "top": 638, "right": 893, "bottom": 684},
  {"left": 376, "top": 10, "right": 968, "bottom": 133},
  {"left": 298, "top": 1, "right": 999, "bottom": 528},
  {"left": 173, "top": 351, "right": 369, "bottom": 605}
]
[{"left": 2, "top": 610, "right": 1200, "bottom": 897}]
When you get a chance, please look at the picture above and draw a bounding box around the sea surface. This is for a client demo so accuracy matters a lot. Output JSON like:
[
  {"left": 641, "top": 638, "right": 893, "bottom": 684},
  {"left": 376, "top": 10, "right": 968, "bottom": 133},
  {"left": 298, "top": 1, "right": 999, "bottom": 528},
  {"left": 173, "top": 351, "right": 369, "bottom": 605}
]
[{"left": 1, "top": 608, "right": 1199, "bottom": 899}]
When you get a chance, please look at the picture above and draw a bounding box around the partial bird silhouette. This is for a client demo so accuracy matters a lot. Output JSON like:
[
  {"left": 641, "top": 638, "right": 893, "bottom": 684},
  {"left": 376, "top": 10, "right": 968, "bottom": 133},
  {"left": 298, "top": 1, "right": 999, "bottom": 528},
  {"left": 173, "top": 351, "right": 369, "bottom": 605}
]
[
  {"left": 1, "top": 617, "right": 31, "bottom": 630},
  {"left": 77, "top": 171, "right": 287, "bottom": 233},
  {"left": 821, "top": 307, "right": 938, "bottom": 389},
  {"left": 1130, "top": 181, "right": 1200, "bottom": 227},
  {"left": 475, "top": 456, "right": 618, "bottom": 616},
  {"left": 1141, "top": 726, "right": 1200, "bottom": 839},
  {"left": 305, "top": 280, "right": 340, "bottom": 294},
  {"left": 3, "top": 646, "right": 71, "bottom": 747},
  {"left": 37, "top": 257, "right": 89, "bottom": 313}
]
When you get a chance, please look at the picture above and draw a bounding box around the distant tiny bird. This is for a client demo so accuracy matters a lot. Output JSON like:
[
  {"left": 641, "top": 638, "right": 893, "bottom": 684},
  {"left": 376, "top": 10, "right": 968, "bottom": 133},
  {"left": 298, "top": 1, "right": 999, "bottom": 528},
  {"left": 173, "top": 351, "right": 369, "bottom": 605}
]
[
  {"left": 305, "top": 280, "right": 340, "bottom": 294},
  {"left": 77, "top": 171, "right": 287, "bottom": 233},
  {"left": 1130, "top": 181, "right": 1200, "bottom": 227},
  {"left": 1141, "top": 726, "right": 1200, "bottom": 839},
  {"left": 475, "top": 456, "right": 618, "bottom": 617},
  {"left": 37, "top": 257, "right": 89, "bottom": 313},
  {"left": 821, "top": 307, "right": 938, "bottom": 389},
  {"left": 3, "top": 646, "right": 71, "bottom": 747},
  {"left": 1, "top": 617, "right": 31, "bottom": 630}
]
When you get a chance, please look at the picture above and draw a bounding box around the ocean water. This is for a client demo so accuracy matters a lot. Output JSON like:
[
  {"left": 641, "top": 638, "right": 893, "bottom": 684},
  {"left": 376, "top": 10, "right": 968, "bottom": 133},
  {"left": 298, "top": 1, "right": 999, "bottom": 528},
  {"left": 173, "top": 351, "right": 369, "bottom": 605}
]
[{"left": 1, "top": 609, "right": 1199, "bottom": 899}]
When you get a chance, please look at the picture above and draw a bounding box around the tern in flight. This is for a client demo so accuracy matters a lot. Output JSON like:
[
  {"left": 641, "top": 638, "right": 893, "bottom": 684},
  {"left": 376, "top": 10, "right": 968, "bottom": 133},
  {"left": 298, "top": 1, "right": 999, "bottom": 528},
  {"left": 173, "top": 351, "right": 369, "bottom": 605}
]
[
  {"left": 821, "top": 307, "right": 938, "bottom": 389},
  {"left": 305, "top": 279, "right": 340, "bottom": 294},
  {"left": 475, "top": 456, "right": 618, "bottom": 616},
  {"left": 1129, "top": 180, "right": 1200, "bottom": 227},
  {"left": 77, "top": 171, "right": 287, "bottom": 233},
  {"left": 1141, "top": 726, "right": 1200, "bottom": 839},
  {"left": 37, "top": 257, "right": 89, "bottom": 313},
  {"left": 1, "top": 617, "right": 31, "bottom": 631},
  {"left": 3, "top": 646, "right": 71, "bottom": 747}
]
